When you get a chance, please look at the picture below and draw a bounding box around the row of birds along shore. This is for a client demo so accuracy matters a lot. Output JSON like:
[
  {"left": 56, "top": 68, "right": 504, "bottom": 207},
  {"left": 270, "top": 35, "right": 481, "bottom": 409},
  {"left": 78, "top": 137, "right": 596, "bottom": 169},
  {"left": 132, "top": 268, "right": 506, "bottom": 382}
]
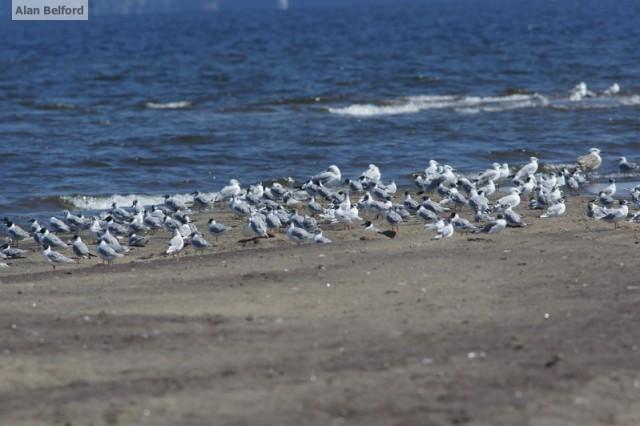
[{"left": 2, "top": 147, "right": 640, "bottom": 270}]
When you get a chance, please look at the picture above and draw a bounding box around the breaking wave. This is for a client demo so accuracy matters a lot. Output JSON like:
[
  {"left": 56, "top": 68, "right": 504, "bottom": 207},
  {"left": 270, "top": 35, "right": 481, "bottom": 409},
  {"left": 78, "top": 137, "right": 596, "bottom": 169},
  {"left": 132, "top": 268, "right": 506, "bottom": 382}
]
[
  {"left": 144, "top": 100, "right": 193, "bottom": 110},
  {"left": 328, "top": 83, "right": 640, "bottom": 117}
]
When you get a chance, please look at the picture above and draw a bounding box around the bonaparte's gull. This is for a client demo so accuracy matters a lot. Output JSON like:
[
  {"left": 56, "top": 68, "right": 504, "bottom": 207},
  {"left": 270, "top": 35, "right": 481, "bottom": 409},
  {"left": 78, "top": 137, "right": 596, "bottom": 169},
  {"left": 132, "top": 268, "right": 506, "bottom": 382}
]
[
  {"left": 540, "top": 199, "right": 566, "bottom": 218},
  {"left": 128, "top": 233, "right": 149, "bottom": 247},
  {"left": 42, "top": 245, "right": 74, "bottom": 270},
  {"left": 287, "top": 223, "right": 313, "bottom": 243},
  {"left": 481, "top": 214, "right": 507, "bottom": 234},
  {"left": 433, "top": 219, "right": 454, "bottom": 240},
  {"left": 72, "top": 235, "right": 94, "bottom": 260},
  {"left": 97, "top": 239, "right": 124, "bottom": 265},
  {"left": 49, "top": 216, "right": 71, "bottom": 234},
  {"left": 4, "top": 220, "right": 29, "bottom": 246},
  {"left": 207, "top": 219, "right": 229, "bottom": 241},
  {"left": 619, "top": 157, "right": 638, "bottom": 172},
  {"left": 313, "top": 231, "right": 332, "bottom": 244},
  {"left": 190, "top": 232, "right": 210, "bottom": 250}
]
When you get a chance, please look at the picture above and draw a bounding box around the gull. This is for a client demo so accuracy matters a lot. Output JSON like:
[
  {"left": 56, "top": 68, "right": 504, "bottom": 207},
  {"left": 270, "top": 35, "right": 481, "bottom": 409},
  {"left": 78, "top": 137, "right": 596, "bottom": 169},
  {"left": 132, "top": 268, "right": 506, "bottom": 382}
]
[
  {"left": 517, "top": 176, "right": 535, "bottom": 196},
  {"left": 569, "top": 82, "right": 595, "bottom": 101},
  {"left": 0, "top": 262, "right": 8, "bottom": 269},
  {"left": 287, "top": 223, "right": 313, "bottom": 243},
  {"left": 479, "top": 163, "right": 501, "bottom": 183},
  {"left": 576, "top": 148, "right": 602, "bottom": 173},
  {"left": 361, "top": 221, "right": 381, "bottom": 232},
  {"left": 128, "top": 212, "right": 148, "bottom": 233},
  {"left": 219, "top": 179, "right": 242, "bottom": 200},
  {"left": 385, "top": 209, "right": 403, "bottom": 233},
  {"left": 425, "top": 218, "right": 445, "bottom": 233},
  {"left": 445, "top": 187, "right": 467, "bottom": 210},
  {"left": 110, "top": 202, "right": 133, "bottom": 222},
  {"left": 128, "top": 233, "right": 150, "bottom": 247},
  {"left": 248, "top": 214, "right": 269, "bottom": 238},
  {"left": 307, "top": 197, "right": 323, "bottom": 215},
  {"left": 450, "top": 212, "right": 478, "bottom": 232},
  {"left": 143, "top": 211, "right": 163, "bottom": 229},
  {"left": 63, "top": 210, "right": 87, "bottom": 230},
  {"left": 433, "top": 219, "right": 454, "bottom": 240},
  {"left": 313, "top": 231, "right": 332, "bottom": 244},
  {"left": 597, "top": 191, "right": 615, "bottom": 207},
  {"left": 514, "top": 157, "right": 538, "bottom": 181},
  {"left": 42, "top": 245, "right": 74, "bottom": 270},
  {"left": 312, "top": 165, "right": 342, "bottom": 188},
  {"left": 421, "top": 196, "right": 449, "bottom": 214},
  {"left": 166, "top": 229, "right": 185, "bottom": 255},
  {"left": 344, "top": 178, "right": 364, "bottom": 193},
  {"left": 1, "top": 244, "right": 27, "bottom": 259},
  {"left": 100, "top": 229, "right": 128, "bottom": 253},
  {"left": 361, "top": 164, "right": 382, "bottom": 183},
  {"left": 597, "top": 200, "right": 629, "bottom": 229},
  {"left": 49, "top": 216, "right": 71, "bottom": 233},
  {"left": 265, "top": 209, "right": 283, "bottom": 231},
  {"left": 498, "top": 163, "right": 510, "bottom": 180},
  {"left": 29, "top": 219, "right": 41, "bottom": 233},
  {"left": 619, "top": 157, "right": 638, "bottom": 172},
  {"left": 88, "top": 218, "right": 103, "bottom": 241},
  {"left": 72, "top": 235, "right": 95, "bottom": 260},
  {"left": 40, "top": 228, "right": 67, "bottom": 249},
  {"left": 425, "top": 160, "right": 440, "bottom": 179},
  {"left": 97, "top": 239, "right": 124, "bottom": 265},
  {"left": 229, "top": 196, "right": 252, "bottom": 217},
  {"left": 481, "top": 214, "right": 507, "bottom": 234},
  {"left": 403, "top": 192, "right": 419, "bottom": 212},
  {"left": 603, "top": 83, "right": 620, "bottom": 96},
  {"left": 502, "top": 206, "right": 527, "bottom": 227},
  {"left": 478, "top": 178, "right": 496, "bottom": 197},
  {"left": 106, "top": 216, "right": 128, "bottom": 236},
  {"left": 540, "top": 199, "right": 566, "bottom": 218},
  {"left": 163, "top": 195, "right": 188, "bottom": 212},
  {"left": 417, "top": 205, "right": 439, "bottom": 222},
  {"left": 4, "top": 220, "right": 29, "bottom": 246},
  {"left": 207, "top": 219, "right": 229, "bottom": 241},
  {"left": 468, "top": 190, "right": 490, "bottom": 214},
  {"left": 601, "top": 179, "right": 616, "bottom": 197},
  {"left": 496, "top": 188, "right": 521, "bottom": 209},
  {"left": 190, "top": 232, "right": 210, "bottom": 250},
  {"left": 192, "top": 191, "right": 213, "bottom": 210},
  {"left": 587, "top": 201, "right": 608, "bottom": 219}
]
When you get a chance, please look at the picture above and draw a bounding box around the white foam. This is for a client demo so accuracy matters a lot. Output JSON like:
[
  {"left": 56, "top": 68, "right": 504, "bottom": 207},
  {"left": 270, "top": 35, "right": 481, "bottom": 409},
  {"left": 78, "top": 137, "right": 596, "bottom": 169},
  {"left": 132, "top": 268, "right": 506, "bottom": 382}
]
[
  {"left": 61, "top": 193, "right": 195, "bottom": 211},
  {"left": 145, "top": 101, "right": 192, "bottom": 110},
  {"left": 329, "top": 94, "right": 546, "bottom": 117},
  {"left": 328, "top": 83, "right": 636, "bottom": 117}
]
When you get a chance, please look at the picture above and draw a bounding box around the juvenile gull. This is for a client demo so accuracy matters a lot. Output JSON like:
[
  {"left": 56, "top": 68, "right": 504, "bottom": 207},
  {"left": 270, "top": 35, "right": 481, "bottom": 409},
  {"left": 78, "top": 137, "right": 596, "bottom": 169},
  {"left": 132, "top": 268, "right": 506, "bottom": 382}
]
[{"left": 576, "top": 148, "right": 602, "bottom": 173}]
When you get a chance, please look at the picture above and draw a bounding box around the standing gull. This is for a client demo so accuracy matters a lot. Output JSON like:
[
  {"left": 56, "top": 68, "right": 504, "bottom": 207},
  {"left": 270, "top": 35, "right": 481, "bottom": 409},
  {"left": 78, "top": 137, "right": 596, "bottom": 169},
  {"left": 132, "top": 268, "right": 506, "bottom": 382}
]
[
  {"left": 576, "top": 148, "right": 602, "bottom": 173},
  {"left": 42, "top": 245, "right": 74, "bottom": 270}
]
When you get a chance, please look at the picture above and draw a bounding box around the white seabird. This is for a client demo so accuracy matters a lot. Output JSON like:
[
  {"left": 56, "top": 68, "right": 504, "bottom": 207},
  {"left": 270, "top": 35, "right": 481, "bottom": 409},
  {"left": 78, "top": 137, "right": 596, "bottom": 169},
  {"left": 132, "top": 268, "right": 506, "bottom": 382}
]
[
  {"left": 514, "top": 157, "right": 538, "bottom": 181},
  {"left": 540, "top": 199, "right": 566, "bottom": 218},
  {"left": 576, "top": 148, "right": 602, "bottom": 173},
  {"left": 481, "top": 214, "right": 507, "bottom": 234},
  {"left": 97, "top": 239, "right": 124, "bottom": 265},
  {"left": 166, "top": 229, "right": 185, "bottom": 255},
  {"left": 42, "top": 245, "right": 74, "bottom": 270}
]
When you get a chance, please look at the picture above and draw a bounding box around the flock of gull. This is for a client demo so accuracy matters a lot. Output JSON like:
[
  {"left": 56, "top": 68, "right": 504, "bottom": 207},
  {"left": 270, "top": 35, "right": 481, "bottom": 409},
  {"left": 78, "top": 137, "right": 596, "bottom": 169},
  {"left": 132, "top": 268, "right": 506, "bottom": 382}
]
[{"left": 1, "top": 147, "right": 639, "bottom": 271}]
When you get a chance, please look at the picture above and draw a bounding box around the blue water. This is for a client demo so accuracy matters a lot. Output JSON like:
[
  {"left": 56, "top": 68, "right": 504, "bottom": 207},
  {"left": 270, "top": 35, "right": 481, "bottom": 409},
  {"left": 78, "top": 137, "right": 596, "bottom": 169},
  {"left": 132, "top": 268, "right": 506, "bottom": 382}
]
[{"left": 2, "top": 0, "right": 640, "bottom": 216}]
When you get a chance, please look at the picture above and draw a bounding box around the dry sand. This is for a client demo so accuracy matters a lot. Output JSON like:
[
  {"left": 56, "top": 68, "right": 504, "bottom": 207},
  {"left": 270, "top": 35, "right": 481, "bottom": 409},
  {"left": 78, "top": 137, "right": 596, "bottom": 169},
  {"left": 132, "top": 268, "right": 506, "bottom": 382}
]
[{"left": 1, "top": 197, "right": 640, "bottom": 425}]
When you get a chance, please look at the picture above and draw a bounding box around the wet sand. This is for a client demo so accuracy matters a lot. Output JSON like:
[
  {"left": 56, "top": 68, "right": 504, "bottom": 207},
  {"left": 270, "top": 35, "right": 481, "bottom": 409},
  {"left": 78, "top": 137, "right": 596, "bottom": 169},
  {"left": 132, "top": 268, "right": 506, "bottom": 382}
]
[{"left": 1, "top": 197, "right": 640, "bottom": 425}]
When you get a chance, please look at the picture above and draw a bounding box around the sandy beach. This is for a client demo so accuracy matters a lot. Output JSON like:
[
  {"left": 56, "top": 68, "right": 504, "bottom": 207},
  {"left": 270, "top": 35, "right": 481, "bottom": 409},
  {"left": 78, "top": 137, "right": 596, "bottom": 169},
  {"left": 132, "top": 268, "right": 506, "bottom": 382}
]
[{"left": 1, "top": 196, "right": 640, "bottom": 425}]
